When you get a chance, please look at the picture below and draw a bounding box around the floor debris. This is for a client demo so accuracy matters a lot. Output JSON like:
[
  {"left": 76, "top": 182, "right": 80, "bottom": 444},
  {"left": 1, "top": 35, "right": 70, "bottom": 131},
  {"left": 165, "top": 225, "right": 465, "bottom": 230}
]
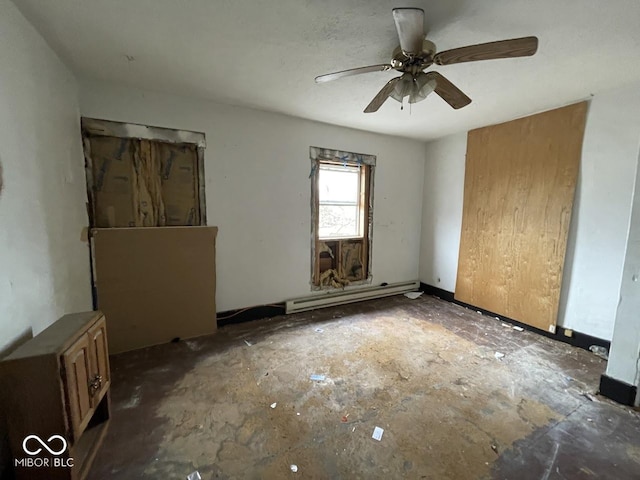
[
  {"left": 513, "top": 326, "right": 524, "bottom": 332},
  {"left": 372, "top": 426, "right": 384, "bottom": 441},
  {"left": 494, "top": 352, "right": 505, "bottom": 360},
  {"left": 290, "top": 464, "right": 298, "bottom": 473},
  {"left": 89, "top": 295, "right": 640, "bottom": 479},
  {"left": 186, "top": 471, "right": 201, "bottom": 480},
  {"left": 270, "top": 402, "right": 277, "bottom": 409},
  {"left": 314, "top": 328, "right": 324, "bottom": 333},
  {"left": 244, "top": 340, "right": 253, "bottom": 347},
  {"left": 404, "top": 291, "right": 423, "bottom": 300},
  {"left": 589, "top": 345, "right": 609, "bottom": 360},
  {"left": 310, "top": 374, "right": 326, "bottom": 381}
]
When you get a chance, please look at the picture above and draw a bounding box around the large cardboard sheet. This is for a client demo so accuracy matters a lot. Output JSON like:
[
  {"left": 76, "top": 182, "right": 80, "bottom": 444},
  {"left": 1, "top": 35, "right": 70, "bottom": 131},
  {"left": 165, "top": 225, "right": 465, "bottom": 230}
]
[{"left": 92, "top": 226, "right": 217, "bottom": 353}]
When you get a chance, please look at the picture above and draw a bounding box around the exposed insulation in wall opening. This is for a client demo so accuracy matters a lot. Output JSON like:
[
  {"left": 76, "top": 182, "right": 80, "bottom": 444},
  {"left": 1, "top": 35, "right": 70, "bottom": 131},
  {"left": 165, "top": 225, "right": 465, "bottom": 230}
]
[
  {"left": 316, "top": 239, "right": 366, "bottom": 288},
  {"left": 81, "top": 118, "right": 206, "bottom": 228},
  {"left": 340, "top": 240, "right": 365, "bottom": 280}
]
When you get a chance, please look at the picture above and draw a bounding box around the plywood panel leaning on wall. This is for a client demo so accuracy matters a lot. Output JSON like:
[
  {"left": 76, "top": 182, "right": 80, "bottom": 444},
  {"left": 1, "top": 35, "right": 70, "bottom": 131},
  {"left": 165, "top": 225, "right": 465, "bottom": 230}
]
[
  {"left": 455, "top": 102, "right": 588, "bottom": 332},
  {"left": 91, "top": 226, "right": 217, "bottom": 353}
]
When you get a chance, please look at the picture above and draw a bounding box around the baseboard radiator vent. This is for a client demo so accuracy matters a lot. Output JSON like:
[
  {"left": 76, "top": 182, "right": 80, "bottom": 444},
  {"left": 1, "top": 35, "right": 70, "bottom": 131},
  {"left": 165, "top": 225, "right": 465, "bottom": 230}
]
[{"left": 285, "top": 280, "right": 420, "bottom": 314}]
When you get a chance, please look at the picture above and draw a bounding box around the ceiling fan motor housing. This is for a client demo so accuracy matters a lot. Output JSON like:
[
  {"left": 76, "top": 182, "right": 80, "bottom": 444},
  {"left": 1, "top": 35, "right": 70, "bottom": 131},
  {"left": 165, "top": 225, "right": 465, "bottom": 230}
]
[{"left": 391, "top": 40, "right": 437, "bottom": 73}]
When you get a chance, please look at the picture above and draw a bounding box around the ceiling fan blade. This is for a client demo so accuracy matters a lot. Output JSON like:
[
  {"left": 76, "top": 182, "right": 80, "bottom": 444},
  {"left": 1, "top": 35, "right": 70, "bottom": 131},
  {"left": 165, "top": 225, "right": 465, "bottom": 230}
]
[
  {"left": 364, "top": 77, "right": 401, "bottom": 113},
  {"left": 392, "top": 8, "right": 425, "bottom": 55},
  {"left": 429, "top": 72, "right": 472, "bottom": 109},
  {"left": 434, "top": 36, "right": 538, "bottom": 66},
  {"left": 315, "top": 64, "right": 392, "bottom": 84}
]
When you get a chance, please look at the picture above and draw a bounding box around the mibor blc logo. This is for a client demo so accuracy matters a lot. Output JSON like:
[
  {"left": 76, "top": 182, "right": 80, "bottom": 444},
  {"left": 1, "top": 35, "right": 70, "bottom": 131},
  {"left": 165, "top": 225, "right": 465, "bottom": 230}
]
[{"left": 14, "top": 434, "right": 74, "bottom": 469}]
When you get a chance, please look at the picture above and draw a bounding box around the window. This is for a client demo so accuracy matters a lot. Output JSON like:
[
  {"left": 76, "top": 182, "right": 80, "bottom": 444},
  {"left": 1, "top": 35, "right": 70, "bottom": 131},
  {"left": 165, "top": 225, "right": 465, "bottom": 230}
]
[
  {"left": 318, "top": 164, "right": 363, "bottom": 239},
  {"left": 310, "top": 147, "right": 375, "bottom": 289}
]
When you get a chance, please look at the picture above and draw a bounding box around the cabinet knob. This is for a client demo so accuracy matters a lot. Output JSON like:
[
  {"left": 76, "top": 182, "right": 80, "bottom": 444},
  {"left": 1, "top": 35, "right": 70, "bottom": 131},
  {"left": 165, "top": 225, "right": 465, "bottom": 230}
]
[{"left": 89, "top": 374, "right": 103, "bottom": 395}]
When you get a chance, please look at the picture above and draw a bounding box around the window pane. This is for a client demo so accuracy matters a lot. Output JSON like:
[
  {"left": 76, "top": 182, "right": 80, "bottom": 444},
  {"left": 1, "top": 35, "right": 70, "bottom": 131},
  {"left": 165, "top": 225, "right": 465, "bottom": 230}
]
[
  {"left": 319, "top": 205, "right": 359, "bottom": 238},
  {"left": 319, "top": 166, "right": 359, "bottom": 204}
]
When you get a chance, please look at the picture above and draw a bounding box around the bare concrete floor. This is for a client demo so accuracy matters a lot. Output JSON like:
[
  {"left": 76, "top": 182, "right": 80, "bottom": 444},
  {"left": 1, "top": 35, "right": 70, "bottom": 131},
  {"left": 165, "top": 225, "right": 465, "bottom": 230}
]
[{"left": 89, "top": 295, "right": 640, "bottom": 479}]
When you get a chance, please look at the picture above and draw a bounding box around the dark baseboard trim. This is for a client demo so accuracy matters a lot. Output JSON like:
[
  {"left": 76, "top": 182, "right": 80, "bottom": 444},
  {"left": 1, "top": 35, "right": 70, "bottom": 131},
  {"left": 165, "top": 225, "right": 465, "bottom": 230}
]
[
  {"left": 420, "top": 283, "right": 456, "bottom": 303},
  {"left": 217, "top": 285, "right": 612, "bottom": 354},
  {"left": 599, "top": 375, "right": 637, "bottom": 406},
  {"left": 217, "top": 304, "right": 286, "bottom": 327},
  {"left": 419, "top": 282, "right": 611, "bottom": 353}
]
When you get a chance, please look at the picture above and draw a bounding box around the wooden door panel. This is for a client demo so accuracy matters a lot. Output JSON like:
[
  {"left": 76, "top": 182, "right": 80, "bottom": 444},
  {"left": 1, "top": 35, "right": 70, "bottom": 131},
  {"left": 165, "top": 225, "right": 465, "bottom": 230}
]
[
  {"left": 87, "top": 317, "right": 110, "bottom": 405},
  {"left": 62, "top": 334, "right": 93, "bottom": 439}
]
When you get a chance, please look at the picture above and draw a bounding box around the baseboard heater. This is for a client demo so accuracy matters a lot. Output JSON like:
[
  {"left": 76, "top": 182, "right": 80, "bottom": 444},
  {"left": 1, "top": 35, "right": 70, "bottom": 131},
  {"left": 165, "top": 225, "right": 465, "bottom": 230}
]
[{"left": 285, "top": 280, "right": 420, "bottom": 314}]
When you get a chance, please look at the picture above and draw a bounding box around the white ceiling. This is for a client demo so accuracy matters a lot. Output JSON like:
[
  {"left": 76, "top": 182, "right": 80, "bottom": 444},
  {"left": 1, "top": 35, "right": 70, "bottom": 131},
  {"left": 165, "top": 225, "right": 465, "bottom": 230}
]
[{"left": 13, "top": 0, "right": 640, "bottom": 141}]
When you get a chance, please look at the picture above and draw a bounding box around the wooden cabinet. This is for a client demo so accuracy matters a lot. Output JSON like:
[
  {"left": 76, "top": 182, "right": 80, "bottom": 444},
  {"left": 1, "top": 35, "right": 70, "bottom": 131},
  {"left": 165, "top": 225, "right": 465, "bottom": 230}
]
[{"left": 1, "top": 312, "right": 111, "bottom": 480}]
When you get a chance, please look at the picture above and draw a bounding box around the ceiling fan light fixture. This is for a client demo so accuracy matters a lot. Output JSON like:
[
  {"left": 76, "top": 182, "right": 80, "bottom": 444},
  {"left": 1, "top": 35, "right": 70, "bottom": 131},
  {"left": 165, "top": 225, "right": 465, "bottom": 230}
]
[
  {"left": 390, "top": 73, "right": 437, "bottom": 105},
  {"left": 409, "top": 74, "right": 437, "bottom": 104},
  {"left": 389, "top": 73, "right": 414, "bottom": 103}
]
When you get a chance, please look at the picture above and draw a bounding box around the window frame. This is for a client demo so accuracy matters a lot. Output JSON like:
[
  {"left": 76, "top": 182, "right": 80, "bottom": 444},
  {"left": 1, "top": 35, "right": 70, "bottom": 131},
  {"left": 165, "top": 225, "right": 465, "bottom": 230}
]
[
  {"left": 317, "top": 162, "right": 364, "bottom": 240},
  {"left": 310, "top": 147, "right": 375, "bottom": 289}
]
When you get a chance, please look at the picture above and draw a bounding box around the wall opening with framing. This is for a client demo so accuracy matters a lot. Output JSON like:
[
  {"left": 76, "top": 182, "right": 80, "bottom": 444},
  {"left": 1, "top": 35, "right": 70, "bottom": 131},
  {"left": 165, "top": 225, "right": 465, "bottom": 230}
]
[
  {"left": 310, "top": 147, "right": 375, "bottom": 289},
  {"left": 81, "top": 118, "right": 207, "bottom": 228}
]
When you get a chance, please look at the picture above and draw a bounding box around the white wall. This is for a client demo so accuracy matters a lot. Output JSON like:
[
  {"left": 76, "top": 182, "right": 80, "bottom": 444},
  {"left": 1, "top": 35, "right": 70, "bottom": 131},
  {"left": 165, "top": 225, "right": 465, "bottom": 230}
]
[
  {"left": 559, "top": 86, "right": 640, "bottom": 339},
  {"left": 0, "top": 0, "right": 91, "bottom": 354},
  {"left": 606, "top": 151, "right": 640, "bottom": 402},
  {"left": 419, "top": 133, "right": 466, "bottom": 292},
  {"left": 419, "top": 86, "right": 640, "bottom": 340},
  {"left": 78, "top": 79, "right": 425, "bottom": 312}
]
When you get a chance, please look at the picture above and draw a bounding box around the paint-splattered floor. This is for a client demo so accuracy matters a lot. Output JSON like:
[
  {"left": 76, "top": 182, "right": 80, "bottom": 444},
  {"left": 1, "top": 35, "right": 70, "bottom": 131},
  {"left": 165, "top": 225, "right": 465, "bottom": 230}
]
[{"left": 89, "top": 295, "right": 640, "bottom": 479}]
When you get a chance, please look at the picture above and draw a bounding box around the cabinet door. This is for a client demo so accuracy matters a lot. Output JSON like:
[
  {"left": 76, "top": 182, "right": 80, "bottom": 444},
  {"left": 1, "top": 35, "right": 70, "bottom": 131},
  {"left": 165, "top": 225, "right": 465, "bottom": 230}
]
[
  {"left": 62, "top": 334, "right": 93, "bottom": 439},
  {"left": 87, "top": 317, "right": 110, "bottom": 405}
]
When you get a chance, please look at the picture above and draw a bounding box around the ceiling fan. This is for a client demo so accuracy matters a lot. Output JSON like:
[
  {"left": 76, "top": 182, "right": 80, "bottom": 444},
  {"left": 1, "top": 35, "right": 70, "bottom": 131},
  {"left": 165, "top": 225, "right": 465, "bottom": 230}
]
[{"left": 315, "top": 8, "right": 538, "bottom": 113}]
